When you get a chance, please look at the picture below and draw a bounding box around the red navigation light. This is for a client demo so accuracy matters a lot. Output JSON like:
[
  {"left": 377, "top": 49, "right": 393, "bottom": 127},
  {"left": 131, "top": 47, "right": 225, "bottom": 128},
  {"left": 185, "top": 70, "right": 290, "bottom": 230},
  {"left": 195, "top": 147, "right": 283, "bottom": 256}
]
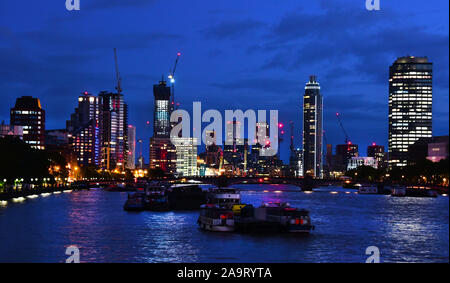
[
  {"left": 348, "top": 141, "right": 352, "bottom": 145},
  {"left": 84, "top": 91, "right": 88, "bottom": 95},
  {"left": 146, "top": 121, "right": 150, "bottom": 125},
  {"left": 281, "top": 130, "right": 285, "bottom": 135},
  {"left": 266, "top": 140, "right": 270, "bottom": 145},
  {"left": 177, "top": 52, "right": 181, "bottom": 56},
  {"left": 372, "top": 142, "right": 376, "bottom": 146},
  {"left": 259, "top": 178, "right": 264, "bottom": 183},
  {"left": 278, "top": 123, "right": 284, "bottom": 128}
]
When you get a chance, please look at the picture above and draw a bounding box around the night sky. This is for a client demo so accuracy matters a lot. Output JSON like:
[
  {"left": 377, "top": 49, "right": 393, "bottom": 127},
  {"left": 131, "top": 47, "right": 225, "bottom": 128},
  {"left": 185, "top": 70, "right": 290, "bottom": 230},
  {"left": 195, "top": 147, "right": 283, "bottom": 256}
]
[{"left": 1, "top": 0, "right": 448, "bottom": 162}]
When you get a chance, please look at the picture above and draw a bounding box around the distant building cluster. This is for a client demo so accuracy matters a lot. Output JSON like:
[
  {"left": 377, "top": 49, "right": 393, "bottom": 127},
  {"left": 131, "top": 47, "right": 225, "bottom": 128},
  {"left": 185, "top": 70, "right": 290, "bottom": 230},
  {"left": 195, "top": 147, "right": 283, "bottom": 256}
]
[{"left": 1, "top": 56, "right": 448, "bottom": 178}]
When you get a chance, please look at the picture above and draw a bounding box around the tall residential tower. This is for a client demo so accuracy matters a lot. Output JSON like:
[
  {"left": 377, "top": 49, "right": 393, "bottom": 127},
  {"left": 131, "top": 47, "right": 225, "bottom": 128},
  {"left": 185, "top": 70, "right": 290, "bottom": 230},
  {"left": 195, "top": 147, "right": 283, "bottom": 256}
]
[
  {"left": 302, "top": 75, "right": 323, "bottom": 178},
  {"left": 66, "top": 92, "right": 103, "bottom": 167}
]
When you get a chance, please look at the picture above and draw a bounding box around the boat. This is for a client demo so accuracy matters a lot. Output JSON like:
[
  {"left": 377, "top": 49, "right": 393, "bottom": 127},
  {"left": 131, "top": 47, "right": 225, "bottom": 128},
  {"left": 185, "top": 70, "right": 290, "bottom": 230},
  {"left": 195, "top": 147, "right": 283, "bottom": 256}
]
[
  {"left": 406, "top": 186, "right": 438, "bottom": 198},
  {"left": 234, "top": 202, "right": 314, "bottom": 233},
  {"left": 70, "top": 181, "right": 90, "bottom": 190},
  {"left": 197, "top": 204, "right": 235, "bottom": 232},
  {"left": 123, "top": 192, "right": 145, "bottom": 211},
  {"left": 358, "top": 185, "right": 378, "bottom": 194},
  {"left": 142, "top": 182, "right": 171, "bottom": 211},
  {"left": 390, "top": 185, "right": 406, "bottom": 197},
  {"left": 167, "top": 184, "right": 207, "bottom": 210},
  {"left": 206, "top": 187, "right": 241, "bottom": 208}
]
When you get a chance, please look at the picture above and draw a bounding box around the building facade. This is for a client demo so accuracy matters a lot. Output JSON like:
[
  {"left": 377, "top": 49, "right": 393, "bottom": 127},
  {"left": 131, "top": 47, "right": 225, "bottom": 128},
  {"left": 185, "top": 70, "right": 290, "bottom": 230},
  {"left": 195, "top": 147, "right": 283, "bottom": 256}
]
[
  {"left": 126, "top": 125, "right": 136, "bottom": 169},
  {"left": 347, "top": 157, "right": 378, "bottom": 171},
  {"left": 10, "top": 96, "right": 45, "bottom": 149},
  {"left": 172, "top": 137, "right": 198, "bottom": 177},
  {"left": 67, "top": 92, "right": 103, "bottom": 167},
  {"left": 149, "top": 80, "right": 176, "bottom": 173},
  {"left": 0, "top": 124, "right": 23, "bottom": 139},
  {"left": 367, "top": 143, "right": 386, "bottom": 169},
  {"left": 388, "top": 56, "right": 433, "bottom": 169},
  {"left": 302, "top": 75, "right": 323, "bottom": 178},
  {"left": 99, "top": 91, "right": 128, "bottom": 170}
]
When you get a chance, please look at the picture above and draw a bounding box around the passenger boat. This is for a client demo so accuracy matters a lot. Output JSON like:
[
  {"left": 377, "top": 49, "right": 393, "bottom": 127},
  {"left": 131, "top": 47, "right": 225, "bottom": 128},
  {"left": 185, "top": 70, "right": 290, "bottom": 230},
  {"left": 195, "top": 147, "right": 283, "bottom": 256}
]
[
  {"left": 123, "top": 192, "right": 145, "bottom": 211},
  {"left": 142, "top": 182, "right": 171, "bottom": 211},
  {"left": 167, "top": 184, "right": 207, "bottom": 210},
  {"left": 358, "top": 185, "right": 378, "bottom": 194},
  {"left": 198, "top": 204, "right": 235, "bottom": 232},
  {"left": 406, "top": 186, "right": 438, "bottom": 198},
  {"left": 390, "top": 185, "right": 406, "bottom": 197},
  {"left": 234, "top": 202, "right": 314, "bottom": 233},
  {"left": 70, "top": 181, "right": 90, "bottom": 190},
  {"left": 206, "top": 187, "right": 241, "bottom": 208}
]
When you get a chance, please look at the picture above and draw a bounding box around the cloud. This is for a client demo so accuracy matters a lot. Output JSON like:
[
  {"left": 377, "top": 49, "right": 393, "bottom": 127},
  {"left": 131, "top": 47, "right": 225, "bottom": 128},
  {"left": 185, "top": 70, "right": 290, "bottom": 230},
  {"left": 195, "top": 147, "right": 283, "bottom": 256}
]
[
  {"left": 210, "top": 77, "right": 299, "bottom": 95},
  {"left": 202, "top": 19, "right": 266, "bottom": 40},
  {"left": 85, "top": 0, "right": 157, "bottom": 10}
]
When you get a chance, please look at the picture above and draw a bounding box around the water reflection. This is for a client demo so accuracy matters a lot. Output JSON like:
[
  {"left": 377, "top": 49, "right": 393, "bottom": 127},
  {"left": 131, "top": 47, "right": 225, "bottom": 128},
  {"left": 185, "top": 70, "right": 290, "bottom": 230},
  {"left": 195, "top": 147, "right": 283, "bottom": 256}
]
[{"left": 0, "top": 185, "right": 448, "bottom": 263}]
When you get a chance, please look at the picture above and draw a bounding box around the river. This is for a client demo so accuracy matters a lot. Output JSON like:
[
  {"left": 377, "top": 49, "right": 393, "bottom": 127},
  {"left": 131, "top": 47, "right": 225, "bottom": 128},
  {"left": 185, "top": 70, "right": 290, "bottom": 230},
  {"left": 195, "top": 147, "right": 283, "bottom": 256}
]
[{"left": 0, "top": 184, "right": 448, "bottom": 263}]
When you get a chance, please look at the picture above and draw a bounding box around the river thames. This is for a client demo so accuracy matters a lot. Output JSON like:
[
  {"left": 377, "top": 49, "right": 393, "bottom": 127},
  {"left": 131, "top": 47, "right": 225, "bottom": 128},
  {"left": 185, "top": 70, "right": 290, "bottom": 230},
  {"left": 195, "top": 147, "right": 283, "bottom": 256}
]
[{"left": 0, "top": 184, "right": 448, "bottom": 263}]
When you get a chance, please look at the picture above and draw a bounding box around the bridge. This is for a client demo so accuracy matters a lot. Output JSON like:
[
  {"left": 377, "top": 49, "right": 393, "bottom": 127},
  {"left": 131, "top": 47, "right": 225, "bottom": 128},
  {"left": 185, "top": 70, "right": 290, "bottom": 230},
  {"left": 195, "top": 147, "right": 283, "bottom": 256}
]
[{"left": 173, "top": 176, "right": 343, "bottom": 191}]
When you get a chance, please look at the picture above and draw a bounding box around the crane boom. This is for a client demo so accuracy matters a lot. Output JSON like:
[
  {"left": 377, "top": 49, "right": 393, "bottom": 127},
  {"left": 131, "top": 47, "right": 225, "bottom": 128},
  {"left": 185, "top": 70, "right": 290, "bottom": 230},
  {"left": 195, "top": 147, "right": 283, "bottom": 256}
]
[
  {"left": 336, "top": 112, "right": 349, "bottom": 144},
  {"left": 114, "top": 48, "right": 122, "bottom": 94},
  {"left": 168, "top": 52, "right": 181, "bottom": 109}
]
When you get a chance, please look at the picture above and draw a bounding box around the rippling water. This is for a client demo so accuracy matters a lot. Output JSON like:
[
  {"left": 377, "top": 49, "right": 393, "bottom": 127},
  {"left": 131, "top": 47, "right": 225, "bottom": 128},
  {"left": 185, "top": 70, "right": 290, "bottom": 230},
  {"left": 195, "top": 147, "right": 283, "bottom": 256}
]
[{"left": 0, "top": 185, "right": 448, "bottom": 263}]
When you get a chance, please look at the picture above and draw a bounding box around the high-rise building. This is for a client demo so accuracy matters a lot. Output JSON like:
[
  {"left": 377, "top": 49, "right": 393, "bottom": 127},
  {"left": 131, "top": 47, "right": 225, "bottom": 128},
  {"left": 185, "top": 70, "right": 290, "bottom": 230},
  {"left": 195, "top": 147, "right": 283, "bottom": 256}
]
[
  {"left": 172, "top": 137, "right": 198, "bottom": 177},
  {"left": 367, "top": 143, "right": 386, "bottom": 169},
  {"left": 302, "top": 75, "right": 323, "bottom": 178},
  {"left": 126, "top": 125, "right": 136, "bottom": 169},
  {"left": 10, "top": 96, "right": 45, "bottom": 149},
  {"left": 335, "top": 143, "right": 359, "bottom": 172},
  {"left": 149, "top": 80, "right": 176, "bottom": 173},
  {"left": 99, "top": 91, "right": 128, "bottom": 170},
  {"left": 67, "top": 92, "right": 103, "bottom": 166},
  {"left": 388, "top": 56, "right": 432, "bottom": 169},
  {"left": 289, "top": 148, "right": 303, "bottom": 177},
  {"left": 205, "top": 130, "right": 221, "bottom": 167}
]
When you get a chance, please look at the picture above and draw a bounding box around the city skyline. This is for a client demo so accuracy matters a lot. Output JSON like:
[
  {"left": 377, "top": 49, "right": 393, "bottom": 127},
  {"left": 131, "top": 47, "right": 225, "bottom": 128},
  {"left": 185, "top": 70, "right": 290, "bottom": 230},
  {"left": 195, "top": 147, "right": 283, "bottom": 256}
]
[
  {"left": 1, "top": 0, "right": 448, "bottom": 164},
  {"left": 0, "top": 1, "right": 449, "bottom": 265}
]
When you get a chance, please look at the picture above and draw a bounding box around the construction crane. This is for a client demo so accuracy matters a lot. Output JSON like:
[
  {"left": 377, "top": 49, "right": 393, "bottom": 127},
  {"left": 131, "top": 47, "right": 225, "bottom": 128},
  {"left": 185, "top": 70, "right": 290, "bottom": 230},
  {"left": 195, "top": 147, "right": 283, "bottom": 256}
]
[
  {"left": 335, "top": 112, "right": 350, "bottom": 144},
  {"left": 168, "top": 52, "right": 181, "bottom": 110},
  {"left": 114, "top": 48, "right": 122, "bottom": 95},
  {"left": 289, "top": 121, "right": 294, "bottom": 153}
]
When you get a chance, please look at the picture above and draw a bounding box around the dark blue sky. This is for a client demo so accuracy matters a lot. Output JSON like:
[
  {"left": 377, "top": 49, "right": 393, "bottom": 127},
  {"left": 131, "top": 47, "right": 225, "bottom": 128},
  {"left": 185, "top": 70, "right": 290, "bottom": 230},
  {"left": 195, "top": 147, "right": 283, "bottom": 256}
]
[{"left": 1, "top": 0, "right": 448, "bottom": 162}]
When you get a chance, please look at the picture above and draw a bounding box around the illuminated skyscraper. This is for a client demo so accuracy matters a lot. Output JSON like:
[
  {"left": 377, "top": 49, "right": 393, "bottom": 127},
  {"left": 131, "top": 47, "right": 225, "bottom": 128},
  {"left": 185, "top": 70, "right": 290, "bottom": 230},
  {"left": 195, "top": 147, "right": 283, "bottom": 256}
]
[
  {"left": 67, "top": 92, "right": 103, "bottom": 166},
  {"left": 99, "top": 91, "right": 128, "bottom": 170},
  {"left": 10, "top": 96, "right": 45, "bottom": 150},
  {"left": 302, "top": 75, "right": 323, "bottom": 178},
  {"left": 126, "top": 125, "right": 136, "bottom": 169},
  {"left": 367, "top": 143, "right": 386, "bottom": 169},
  {"left": 149, "top": 80, "right": 176, "bottom": 173},
  {"left": 388, "top": 56, "right": 432, "bottom": 169},
  {"left": 172, "top": 137, "right": 198, "bottom": 177}
]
